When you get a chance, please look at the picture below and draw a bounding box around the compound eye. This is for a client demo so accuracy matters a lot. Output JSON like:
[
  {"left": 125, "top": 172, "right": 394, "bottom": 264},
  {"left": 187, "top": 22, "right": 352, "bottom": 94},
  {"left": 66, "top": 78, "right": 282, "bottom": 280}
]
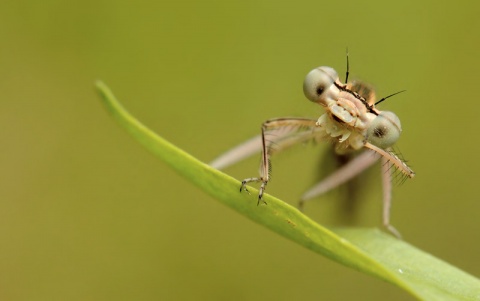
[
  {"left": 303, "top": 66, "right": 339, "bottom": 105},
  {"left": 366, "top": 111, "right": 402, "bottom": 149}
]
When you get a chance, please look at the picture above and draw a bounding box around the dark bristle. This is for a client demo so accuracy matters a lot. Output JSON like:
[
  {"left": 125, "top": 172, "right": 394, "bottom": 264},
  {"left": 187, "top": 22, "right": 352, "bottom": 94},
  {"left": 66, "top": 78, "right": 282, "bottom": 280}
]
[
  {"left": 375, "top": 90, "right": 406, "bottom": 106},
  {"left": 268, "top": 158, "right": 272, "bottom": 178},
  {"left": 345, "top": 47, "right": 350, "bottom": 83}
]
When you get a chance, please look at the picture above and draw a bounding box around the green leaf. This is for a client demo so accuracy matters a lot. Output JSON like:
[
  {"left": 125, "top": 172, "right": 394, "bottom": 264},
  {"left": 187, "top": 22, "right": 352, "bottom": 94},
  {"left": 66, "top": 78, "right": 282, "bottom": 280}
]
[{"left": 95, "top": 81, "right": 480, "bottom": 301}]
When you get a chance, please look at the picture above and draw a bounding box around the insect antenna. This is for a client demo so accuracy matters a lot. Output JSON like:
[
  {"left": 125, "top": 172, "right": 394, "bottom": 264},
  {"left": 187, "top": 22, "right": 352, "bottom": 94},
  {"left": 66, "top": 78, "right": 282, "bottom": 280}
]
[
  {"left": 375, "top": 90, "right": 406, "bottom": 106},
  {"left": 345, "top": 47, "right": 350, "bottom": 83}
]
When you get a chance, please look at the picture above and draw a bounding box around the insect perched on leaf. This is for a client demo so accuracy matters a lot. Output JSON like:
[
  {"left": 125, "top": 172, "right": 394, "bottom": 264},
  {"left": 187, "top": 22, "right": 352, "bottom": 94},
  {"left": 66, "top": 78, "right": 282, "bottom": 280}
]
[{"left": 210, "top": 57, "right": 415, "bottom": 237}]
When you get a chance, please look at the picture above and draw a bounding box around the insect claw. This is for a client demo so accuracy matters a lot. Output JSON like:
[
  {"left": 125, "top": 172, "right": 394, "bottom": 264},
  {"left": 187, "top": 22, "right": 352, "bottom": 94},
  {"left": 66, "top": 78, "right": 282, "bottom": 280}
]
[
  {"left": 240, "top": 185, "right": 251, "bottom": 194},
  {"left": 257, "top": 196, "right": 267, "bottom": 206},
  {"left": 240, "top": 180, "right": 248, "bottom": 193},
  {"left": 385, "top": 224, "right": 402, "bottom": 239}
]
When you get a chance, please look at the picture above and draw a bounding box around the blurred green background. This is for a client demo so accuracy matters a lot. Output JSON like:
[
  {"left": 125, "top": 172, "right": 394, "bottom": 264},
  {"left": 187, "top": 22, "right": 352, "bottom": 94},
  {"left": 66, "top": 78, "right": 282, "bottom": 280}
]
[{"left": 1, "top": 0, "right": 479, "bottom": 300}]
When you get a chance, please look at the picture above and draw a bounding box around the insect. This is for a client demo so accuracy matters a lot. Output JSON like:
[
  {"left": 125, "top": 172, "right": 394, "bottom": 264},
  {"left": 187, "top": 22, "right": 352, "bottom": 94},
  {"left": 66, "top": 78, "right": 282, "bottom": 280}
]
[{"left": 210, "top": 58, "right": 415, "bottom": 237}]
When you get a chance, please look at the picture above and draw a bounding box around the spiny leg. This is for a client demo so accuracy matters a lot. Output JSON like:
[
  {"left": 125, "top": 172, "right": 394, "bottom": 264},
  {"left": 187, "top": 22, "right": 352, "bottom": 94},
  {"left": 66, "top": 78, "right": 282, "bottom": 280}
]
[
  {"left": 364, "top": 142, "right": 415, "bottom": 179},
  {"left": 239, "top": 121, "right": 271, "bottom": 205},
  {"left": 299, "top": 150, "right": 379, "bottom": 211},
  {"left": 240, "top": 117, "right": 318, "bottom": 205}
]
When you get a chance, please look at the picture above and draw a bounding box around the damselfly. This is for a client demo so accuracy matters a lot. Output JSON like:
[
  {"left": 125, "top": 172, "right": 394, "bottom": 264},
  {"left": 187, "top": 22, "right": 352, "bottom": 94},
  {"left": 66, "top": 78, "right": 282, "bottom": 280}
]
[{"left": 210, "top": 58, "right": 414, "bottom": 237}]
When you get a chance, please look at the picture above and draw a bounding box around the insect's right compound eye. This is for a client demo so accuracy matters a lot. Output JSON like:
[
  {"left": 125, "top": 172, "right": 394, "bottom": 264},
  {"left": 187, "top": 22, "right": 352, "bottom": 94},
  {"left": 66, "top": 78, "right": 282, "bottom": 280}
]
[{"left": 303, "top": 66, "right": 339, "bottom": 105}]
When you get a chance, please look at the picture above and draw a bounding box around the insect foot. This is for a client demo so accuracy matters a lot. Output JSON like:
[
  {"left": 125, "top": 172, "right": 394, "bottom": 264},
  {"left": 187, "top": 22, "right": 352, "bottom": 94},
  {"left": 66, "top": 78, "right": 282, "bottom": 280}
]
[{"left": 240, "top": 178, "right": 268, "bottom": 205}]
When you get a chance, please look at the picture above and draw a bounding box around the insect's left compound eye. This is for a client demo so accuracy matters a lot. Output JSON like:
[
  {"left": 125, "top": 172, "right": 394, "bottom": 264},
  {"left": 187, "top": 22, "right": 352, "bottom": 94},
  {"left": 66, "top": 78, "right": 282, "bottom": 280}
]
[
  {"left": 366, "top": 111, "right": 402, "bottom": 149},
  {"left": 303, "top": 66, "right": 339, "bottom": 105}
]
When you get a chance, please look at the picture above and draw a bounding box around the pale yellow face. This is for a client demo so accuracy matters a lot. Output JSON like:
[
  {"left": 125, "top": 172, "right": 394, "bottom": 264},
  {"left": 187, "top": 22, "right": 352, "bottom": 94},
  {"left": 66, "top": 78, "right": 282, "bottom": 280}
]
[{"left": 303, "top": 66, "right": 402, "bottom": 151}]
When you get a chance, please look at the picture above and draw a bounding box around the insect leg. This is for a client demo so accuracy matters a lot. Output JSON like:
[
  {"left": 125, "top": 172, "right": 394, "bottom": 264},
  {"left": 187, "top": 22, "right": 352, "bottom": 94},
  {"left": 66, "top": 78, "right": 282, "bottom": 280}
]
[
  {"left": 381, "top": 156, "right": 402, "bottom": 238},
  {"left": 299, "top": 150, "right": 379, "bottom": 210},
  {"left": 364, "top": 142, "right": 415, "bottom": 178},
  {"left": 210, "top": 135, "right": 262, "bottom": 170},
  {"left": 240, "top": 118, "right": 318, "bottom": 205},
  {"left": 240, "top": 121, "right": 272, "bottom": 205}
]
